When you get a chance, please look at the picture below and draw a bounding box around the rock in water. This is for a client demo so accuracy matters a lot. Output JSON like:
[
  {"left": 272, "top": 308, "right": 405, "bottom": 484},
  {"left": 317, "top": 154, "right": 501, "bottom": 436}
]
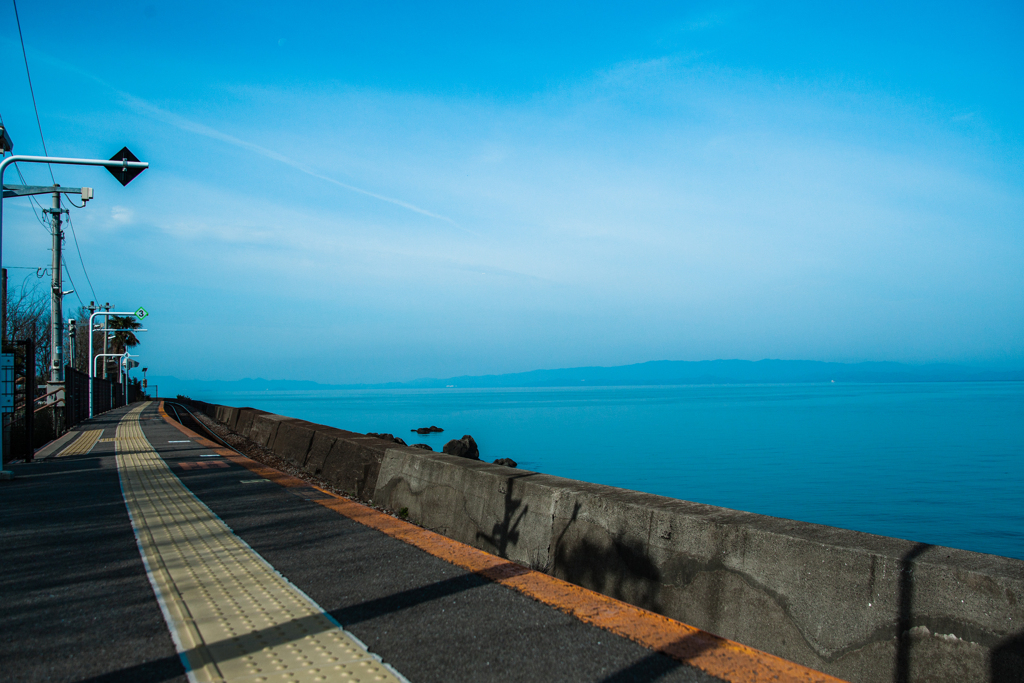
[
  {"left": 411, "top": 443, "right": 433, "bottom": 451},
  {"left": 412, "top": 426, "right": 445, "bottom": 434},
  {"left": 443, "top": 435, "right": 479, "bottom": 460},
  {"left": 493, "top": 458, "right": 518, "bottom": 468}
]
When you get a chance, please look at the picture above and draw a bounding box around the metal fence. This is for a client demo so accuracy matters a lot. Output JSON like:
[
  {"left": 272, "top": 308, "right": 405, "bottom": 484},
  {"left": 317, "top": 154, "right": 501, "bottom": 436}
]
[
  {"left": 65, "top": 365, "right": 125, "bottom": 430},
  {"left": 2, "top": 362, "right": 138, "bottom": 463}
]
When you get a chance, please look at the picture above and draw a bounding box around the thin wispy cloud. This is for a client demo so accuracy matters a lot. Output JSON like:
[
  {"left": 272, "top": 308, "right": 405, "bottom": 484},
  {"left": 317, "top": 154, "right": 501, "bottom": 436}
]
[{"left": 110, "top": 205, "right": 133, "bottom": 224}]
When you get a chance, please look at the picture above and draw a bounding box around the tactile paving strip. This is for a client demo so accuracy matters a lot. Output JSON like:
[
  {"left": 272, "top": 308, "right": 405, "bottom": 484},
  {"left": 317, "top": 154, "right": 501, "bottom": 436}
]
[
  {"left": 57, "top": 429, "right": 103, "bottom": 457},
  {"left": 116, "top": 403, "right": 405, "bottom": 683}
]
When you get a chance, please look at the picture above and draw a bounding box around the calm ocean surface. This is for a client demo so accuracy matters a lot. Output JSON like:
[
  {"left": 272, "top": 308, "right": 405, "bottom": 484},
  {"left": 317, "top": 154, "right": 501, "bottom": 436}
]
[{"left": 190, "top": 382, "right": 1024, "bottom": 561}]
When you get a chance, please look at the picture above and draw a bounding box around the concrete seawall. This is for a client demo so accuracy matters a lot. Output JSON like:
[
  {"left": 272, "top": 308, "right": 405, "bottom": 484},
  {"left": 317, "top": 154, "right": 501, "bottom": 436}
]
[{"left": 189, "top": 400, "right": 1024, "bottom": 683}]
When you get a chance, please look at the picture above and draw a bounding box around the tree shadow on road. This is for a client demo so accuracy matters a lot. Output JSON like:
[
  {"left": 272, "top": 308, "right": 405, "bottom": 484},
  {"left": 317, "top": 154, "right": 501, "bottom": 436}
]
[
  {"left": 597, "top": 633, "right": 721, "bottom": 683},
  {"left": 330, "top": 571, "right": 490, "bottom": 626}
]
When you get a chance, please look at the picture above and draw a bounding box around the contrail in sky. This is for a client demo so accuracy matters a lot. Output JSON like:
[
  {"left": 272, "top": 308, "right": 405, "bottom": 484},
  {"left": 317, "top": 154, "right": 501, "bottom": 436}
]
[
  {"left": 119, "top": 94, "right": 468, "bottom": 230},
  {"left": 25, "top": 49, "right": 466, "bottom": 231}
]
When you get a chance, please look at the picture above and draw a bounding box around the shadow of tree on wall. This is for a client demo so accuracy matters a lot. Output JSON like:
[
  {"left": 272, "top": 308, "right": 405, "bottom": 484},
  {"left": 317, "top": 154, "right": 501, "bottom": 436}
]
[
  {"left": 896, "top": 543, "right": 932, "bottom": 683},
  {"left": 476, "top": 473, "right": 532, "bottom": 557},
  {"left": 551, "top": 501, "right": 663, "bottom": 614},
  {"left": 991, "top": 631, "right": 1024, "bottom": 683}
]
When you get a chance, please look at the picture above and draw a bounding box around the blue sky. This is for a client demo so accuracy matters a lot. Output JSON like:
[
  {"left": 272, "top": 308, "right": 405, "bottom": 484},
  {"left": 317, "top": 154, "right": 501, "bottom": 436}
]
[{"left": 1, "top": 1, "right": 1021, "bottom": 383}]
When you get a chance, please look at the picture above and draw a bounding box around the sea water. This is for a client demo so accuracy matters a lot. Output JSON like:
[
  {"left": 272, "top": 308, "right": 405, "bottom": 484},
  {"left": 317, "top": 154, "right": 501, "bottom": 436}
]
[{"left": 189, "top": 382, "right": 1024, "bottom": 560}]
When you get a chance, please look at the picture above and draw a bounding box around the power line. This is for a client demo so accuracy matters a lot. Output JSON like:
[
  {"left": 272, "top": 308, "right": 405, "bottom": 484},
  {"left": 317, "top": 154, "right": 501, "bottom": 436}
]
[
  {"left": 0, "top": 112, "right": 51, "bottom": 234},
  {"left": 61, "top": 255, "right": 86, "bottom": 309},
  {"left": 11, "top": 0, "right": 54, "bottom": 183},
  {"left": 2, "top": 5, "right": 101, "bottom": 308},
  {"left": 13, "top": 167, "right": 51, "bottom": 232},
  {"left": 1, "top": 145, "right": 98, "bottom": 308},
  {"left": 1, "top": 5, "right": 102, "bottom": 318},
  {"left": 63, "top": 213, "right": 98, "bottom": 301}
]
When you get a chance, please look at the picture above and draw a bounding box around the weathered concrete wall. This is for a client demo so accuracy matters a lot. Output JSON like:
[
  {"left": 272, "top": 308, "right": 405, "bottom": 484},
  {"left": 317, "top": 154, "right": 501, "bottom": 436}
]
[
  {"left": 187, "top": 400, "right": 1024, "bottom": 683},
  {"left": 189, "top": 400, "right": 399, "bottom": 500},
  {"left": 234, "top": 408, "right": 270, "bottom": 439}
]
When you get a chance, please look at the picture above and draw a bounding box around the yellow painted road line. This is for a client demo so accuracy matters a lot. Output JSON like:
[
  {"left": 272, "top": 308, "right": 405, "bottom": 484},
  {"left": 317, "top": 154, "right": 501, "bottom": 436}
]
[
  {"left": 158, "top": 403, "right": 848, "bottom": 683},
  {"left": 119, "top": 403, "right": 405, "bottom": 683},
  {"left": 56, "top": 429, "right": 103, "bottom": 457}
]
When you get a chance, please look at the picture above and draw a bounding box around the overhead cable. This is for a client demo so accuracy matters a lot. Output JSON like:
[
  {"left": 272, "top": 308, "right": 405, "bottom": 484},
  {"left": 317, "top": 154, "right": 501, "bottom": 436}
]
[
  {"left": 11, "top": 0, "right": 55, "bottom": 183},
  {"left": 61, "top": 254, "right": 86, "bottom": 308},
  {"left": 0, "top": 111, "right": 49, "bottom": 232},
  {"left": 63, "top": 213, "right": 98, "bottom": 301}
]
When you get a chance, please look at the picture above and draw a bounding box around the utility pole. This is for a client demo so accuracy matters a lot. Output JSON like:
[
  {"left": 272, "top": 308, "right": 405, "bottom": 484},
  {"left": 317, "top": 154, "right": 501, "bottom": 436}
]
[
  {"left": 44, "top": 188, "right": 66, "bottom": 435},
  {"left": 46, "top": 187, "right": 64, "bottom": 383}
]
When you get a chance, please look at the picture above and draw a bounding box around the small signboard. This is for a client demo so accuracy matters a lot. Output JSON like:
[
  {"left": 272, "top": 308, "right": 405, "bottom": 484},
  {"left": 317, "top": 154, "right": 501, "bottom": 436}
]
[
  {"left": 107, "top": 147, "right": 145, "bottom": 186},
  {"left": 135, "top": 306, "right": 149, "bottom": 320}
]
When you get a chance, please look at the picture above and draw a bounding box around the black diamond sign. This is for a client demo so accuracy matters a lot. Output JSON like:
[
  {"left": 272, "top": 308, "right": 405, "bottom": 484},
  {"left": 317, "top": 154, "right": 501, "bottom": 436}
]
[{"left": 107, "top": 146, "right": 145, "bottom": 186}]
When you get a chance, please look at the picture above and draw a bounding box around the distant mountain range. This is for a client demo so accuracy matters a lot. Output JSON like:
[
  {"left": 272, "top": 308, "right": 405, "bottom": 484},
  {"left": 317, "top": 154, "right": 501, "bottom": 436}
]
[{"left": 149, "top": 359, "right": 1024, "bottom": 397}]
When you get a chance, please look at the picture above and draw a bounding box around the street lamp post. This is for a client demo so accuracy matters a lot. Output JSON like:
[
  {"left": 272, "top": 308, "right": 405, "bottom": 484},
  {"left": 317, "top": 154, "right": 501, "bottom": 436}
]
[
  {"left": 92, "top": 352, "right": 129, "bottom": 411},
  {"left": 120, "top": 353, "right": 140, "bottom": 405},
  {"left": 92, "top": 353, "right": 127, "bottom": 376},
  {"left": 88, "top": 312, "right": 145, "bottom": 417},
  {"left": 0, "top": 153, "right": 150, "bottom": 282},
  {"left": 93, "top": 326, "right": 147, "bottom": 393}
]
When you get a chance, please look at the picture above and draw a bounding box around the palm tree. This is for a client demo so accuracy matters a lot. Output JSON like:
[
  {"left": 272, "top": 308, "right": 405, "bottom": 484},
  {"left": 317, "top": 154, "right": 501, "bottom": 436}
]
[{"left": 107, "top": 315, "right": 142, "bottom": 354}]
